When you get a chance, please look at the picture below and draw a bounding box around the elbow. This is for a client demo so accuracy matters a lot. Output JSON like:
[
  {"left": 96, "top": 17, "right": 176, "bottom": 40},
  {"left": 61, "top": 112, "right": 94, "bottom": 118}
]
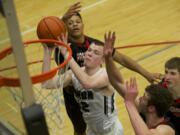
[{"left": 110, "top": 81, "right": 125, "bottom": 98}]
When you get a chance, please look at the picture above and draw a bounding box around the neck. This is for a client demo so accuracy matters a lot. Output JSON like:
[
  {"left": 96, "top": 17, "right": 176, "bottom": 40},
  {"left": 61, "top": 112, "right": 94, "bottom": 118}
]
[
  {"left": 171, "top": 86, "right": 180, "bottom": 100},
  {"left": 85, "top": 66, "right": 101, "bottom": 76},
  {"left": 145, "top": 113, "right": 164, "bottom": 128},
  {"left": 69, "top": 35, "right": 85, "bottom": 43}
]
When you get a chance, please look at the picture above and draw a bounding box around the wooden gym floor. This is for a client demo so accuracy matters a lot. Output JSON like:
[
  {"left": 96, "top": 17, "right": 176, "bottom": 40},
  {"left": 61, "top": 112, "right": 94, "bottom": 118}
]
[{"left": 0, "top": 0, "right": 180, "bottom": 134}]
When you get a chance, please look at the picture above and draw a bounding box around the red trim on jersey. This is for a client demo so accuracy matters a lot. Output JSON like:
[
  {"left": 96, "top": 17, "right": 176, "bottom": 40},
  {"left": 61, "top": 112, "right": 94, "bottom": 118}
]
[
  {"left": 171, "top": 98, "right": 180, "bottom": 117},
  {"left": 85, "top": 38, "right": 90, "bottom": 49},
  {"left": 75, "top": 37, "right": 90, "bottom": 49},
  {"left": 174, "top": 98, "right": 180, "bottom": 104}
]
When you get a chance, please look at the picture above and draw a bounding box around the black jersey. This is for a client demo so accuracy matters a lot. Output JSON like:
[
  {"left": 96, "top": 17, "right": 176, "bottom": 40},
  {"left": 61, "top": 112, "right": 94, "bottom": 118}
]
[
  {"left": 54, "top": 36, "right": 103, "bottom": 67},
  {"left": 146, "top": 79, "right": 179, "bottom": 134},
  {"left": 160, "top": 79, "right": 180, "bottom": 135},
  {"left": 165, "top": 98, "right": 180, "bottom": 135}
]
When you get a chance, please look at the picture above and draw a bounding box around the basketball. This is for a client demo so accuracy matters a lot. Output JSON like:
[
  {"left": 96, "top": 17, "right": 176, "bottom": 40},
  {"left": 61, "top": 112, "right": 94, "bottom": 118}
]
[{"left": 37, "top": 16, "right": 66, "bottom": 48}]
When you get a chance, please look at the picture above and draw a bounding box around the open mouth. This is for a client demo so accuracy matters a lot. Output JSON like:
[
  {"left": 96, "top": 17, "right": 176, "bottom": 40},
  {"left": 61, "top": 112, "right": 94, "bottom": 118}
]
[{"left": 73, "top": 28, "right": 80, "bottom": 31}]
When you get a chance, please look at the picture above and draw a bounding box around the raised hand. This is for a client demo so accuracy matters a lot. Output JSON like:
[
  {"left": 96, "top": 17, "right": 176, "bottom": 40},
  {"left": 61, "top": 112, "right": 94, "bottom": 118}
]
[
  {"left": 57, "top": 33, "right": 70, "bottom": 57},
  {"left": 142, "top": 71, "right": 164, "bottom": 84},
  {"left": 124, "top": 77, "right": 138, "bottom": 103},
  {"left": 42, "top": 43, "right": 54, "bottom": 56},
  {"left": 62, "top": 2, "right": 81, "bottom": 21},
  {"left": 146, "top": 72, "right": 164, "bottom": 84},
  {"left": 104, "top": 31, "right": 116, "bottom": 57}
]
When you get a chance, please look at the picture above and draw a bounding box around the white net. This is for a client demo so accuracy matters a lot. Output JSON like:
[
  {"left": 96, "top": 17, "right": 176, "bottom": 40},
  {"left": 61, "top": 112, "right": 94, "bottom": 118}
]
[
  {"left": 7, "top": 62, "right": 69, "bottom": 135},
  {"left": 1, "top": 43, "right": 71, "bottom": 135}
]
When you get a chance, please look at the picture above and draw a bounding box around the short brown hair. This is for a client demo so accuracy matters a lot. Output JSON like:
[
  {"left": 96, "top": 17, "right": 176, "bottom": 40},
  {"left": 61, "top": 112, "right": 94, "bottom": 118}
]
[
  {"left": 165, "top": 57, "right": 180, "bottom": 73},
  {"left": 145, "top": 84, "right": 173, "bottom": 117}
]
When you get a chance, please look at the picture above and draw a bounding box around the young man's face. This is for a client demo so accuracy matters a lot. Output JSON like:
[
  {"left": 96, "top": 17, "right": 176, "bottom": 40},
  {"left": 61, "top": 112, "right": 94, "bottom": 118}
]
[
  {"left": 138, "top": 92, "right": 149, "bottom": 114},
  {"left": 164, "top": 68, "right": 180, "bottom": 90},
  {"left": 66, "top": 15, "right": 84, "bottom": 38},
  {"left": 84, "top": 44, "right": 104, "bottom": 68}
]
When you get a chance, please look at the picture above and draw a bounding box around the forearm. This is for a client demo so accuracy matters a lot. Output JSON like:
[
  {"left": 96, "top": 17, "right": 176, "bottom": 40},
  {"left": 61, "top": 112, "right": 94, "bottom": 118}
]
[
  {"left": 125, "top": 101, "right": 151, "bottom": 135},
  {"left": 42, "top": 48, "right": 58, "bottom": 89},
  {"left": 113, "top": 50, "right": 151, "bottom": 80},
  {"left": 105, "top": 56, "right": 125, "bottom": 97},
  {"left": 42, "top": 48, "right": 52, "bottom": 74}
]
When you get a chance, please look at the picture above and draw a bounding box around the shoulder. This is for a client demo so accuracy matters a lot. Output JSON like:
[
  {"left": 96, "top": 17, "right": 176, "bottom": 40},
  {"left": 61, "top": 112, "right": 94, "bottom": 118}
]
[
  {"left": 93, "top": 68, "right": 109, "bottom": 86},
  {"left": 99, "top": 68, "right": 113, "bottom": 87},
  {"left": 98, "top": 68, "right": 108, "bottom": 76},
  {"left": 153, "top": 124, "right": 175, "bottom": 135}
]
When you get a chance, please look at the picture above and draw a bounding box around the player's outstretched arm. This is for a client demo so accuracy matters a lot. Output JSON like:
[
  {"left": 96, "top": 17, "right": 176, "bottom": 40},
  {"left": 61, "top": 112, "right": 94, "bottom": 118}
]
[
  {"left": 124, "top": 78, "right": 150, "bottom": 135},
  {"left": 41, "top": 44, "right": 71, "bottom": 89},
  {"left": 113, "top": 48, "right": 162, "bottom": 84},
  {"left": 104, "top": 31, "right": 126, "bottom": 97},
  {"left": 124, "top": 78, "right": 174, "bottom": 135}
]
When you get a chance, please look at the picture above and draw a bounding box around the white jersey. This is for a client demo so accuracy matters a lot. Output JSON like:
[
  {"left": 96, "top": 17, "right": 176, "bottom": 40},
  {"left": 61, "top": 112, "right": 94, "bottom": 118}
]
[{"left": 72, "top": 68, "right": 123, "bottom": 134}]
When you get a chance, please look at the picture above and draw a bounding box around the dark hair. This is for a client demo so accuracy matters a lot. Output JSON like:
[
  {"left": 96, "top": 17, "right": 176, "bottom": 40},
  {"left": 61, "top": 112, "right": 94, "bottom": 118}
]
[
  {"left": 165, "top": 57, "right": 180, "bottom": 73},
  {"left": 93, "top": 41, "right": 104, "bottom": 46},
  {"left": 66, "top": 12, "right": 82, "bottom": 21},
  {"left": 62, "top": 12, "right": 83, "bottom": 23},
  {"left": 74, "top": 12, "right": 82, "bottom": 20},
  {"left": 145, "top": 84, "right": 173, "bottom": 117}
]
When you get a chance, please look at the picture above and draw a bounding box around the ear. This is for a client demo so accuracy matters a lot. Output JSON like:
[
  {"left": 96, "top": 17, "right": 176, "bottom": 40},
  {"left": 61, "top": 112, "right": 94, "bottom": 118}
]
[{"left": 148, "top": 105, "right": 156, "bottom": 113}]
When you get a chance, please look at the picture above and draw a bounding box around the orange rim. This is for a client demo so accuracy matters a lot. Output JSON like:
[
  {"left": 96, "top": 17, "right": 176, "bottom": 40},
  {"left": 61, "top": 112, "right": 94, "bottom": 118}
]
[{"left": 0, "top": 39, "right": 72, "bottom": 87}]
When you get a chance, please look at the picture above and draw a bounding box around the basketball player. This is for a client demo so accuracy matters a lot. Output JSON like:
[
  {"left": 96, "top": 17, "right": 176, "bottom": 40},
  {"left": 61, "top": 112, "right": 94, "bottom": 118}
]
[
  {"left": 163, "top": 57, "right": 180, "bottom": 135},
  {"left": 55, "top": 2, "right": 161, "bottom": 135},
  {"left": 55, "top": 3, "right": 104, "bottom": 135},
  {"left": 103, "top": 31, "right": 175, "bottom": 135},
  {"left": 42, "top": 35, "right": 124, "bottom": 135}
]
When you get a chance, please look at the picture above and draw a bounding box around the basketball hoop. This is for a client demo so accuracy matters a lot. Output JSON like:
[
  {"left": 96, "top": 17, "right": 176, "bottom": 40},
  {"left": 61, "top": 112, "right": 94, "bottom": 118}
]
[
  {"left": 0, "top": 39, "right": 72, "bottom": 87},
  {"left": 0, "top": 39, "right": 72, "bottom": 135}
]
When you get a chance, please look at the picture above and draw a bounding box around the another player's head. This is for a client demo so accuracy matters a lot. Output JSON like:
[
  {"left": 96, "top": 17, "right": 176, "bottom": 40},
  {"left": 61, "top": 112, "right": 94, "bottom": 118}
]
[
  {"left": 164, "top": 57, "right": 180, "bottom": 91},
  {"left": 65, "top": 12, "right": 84, "bottom": 39},
  {"left": 84, "top": 42, "right": 104, "bottom": 68},
  {"left": 138, "top": 84, "right": 173, "bottom": 117}
]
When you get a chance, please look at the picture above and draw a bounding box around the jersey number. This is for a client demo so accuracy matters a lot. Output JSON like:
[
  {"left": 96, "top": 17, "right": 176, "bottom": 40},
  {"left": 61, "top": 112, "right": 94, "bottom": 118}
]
[{"left": 80, "top": 101, "right": 89, "bottom": 112}]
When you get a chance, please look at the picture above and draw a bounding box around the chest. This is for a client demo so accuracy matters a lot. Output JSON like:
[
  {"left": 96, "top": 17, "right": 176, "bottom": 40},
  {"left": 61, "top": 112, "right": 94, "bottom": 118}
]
[{"left": 71, "top": 45, "right": 88, "bottom": 66}]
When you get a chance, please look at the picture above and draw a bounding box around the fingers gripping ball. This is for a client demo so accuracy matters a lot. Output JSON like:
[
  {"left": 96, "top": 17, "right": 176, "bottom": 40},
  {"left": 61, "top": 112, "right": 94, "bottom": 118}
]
[{"left": 37, "top": 16, "right": 66, "bottom": 48}]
